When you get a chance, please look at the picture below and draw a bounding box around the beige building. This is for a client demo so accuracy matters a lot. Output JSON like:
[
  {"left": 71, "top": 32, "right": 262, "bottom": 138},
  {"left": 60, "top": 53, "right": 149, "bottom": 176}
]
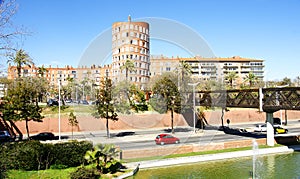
[
  {"left": 150, "top": 55, "right": 264, "bottom": 83},
  {"left": 111, "top": 15, "right": 150, "bottom": 89},
  {"left": 7, "top": 64, "right": 111, "bottom": 87}
]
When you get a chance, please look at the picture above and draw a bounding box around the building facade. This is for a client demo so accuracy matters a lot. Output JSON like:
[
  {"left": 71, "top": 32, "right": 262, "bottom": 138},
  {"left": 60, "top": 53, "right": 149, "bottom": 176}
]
[
  {"left": 150, "top": 55, "right": 264, "bottom": 84},
  {"left": 111, "top": 15, "right": 150, "bottom": 90},
  {"left": 7, "top": 64, "right": 111, "bottom": 87}
]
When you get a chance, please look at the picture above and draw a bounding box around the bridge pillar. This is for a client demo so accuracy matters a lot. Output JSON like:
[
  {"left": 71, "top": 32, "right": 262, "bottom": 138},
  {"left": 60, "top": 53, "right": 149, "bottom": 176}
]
[{"left": 266, "top": 112, "right": 275, "bottom": 146}]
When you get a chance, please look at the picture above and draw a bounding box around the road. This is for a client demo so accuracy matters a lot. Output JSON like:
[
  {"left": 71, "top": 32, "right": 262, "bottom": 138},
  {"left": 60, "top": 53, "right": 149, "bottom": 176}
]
[{"left": 59, "top": 121, "right": 300, "bottom": 150}]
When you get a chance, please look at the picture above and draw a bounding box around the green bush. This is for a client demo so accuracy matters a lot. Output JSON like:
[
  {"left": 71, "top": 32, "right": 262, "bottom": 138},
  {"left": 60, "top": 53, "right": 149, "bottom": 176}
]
[
  {"left": 69, "top": 166, "right": 100, "bottom": 179},
  {"left": 0, "top": 140, "right": 93, "bottom": 171},
  {"left": 16, "top": 141, "right": 53, "bottom": 170},
  {"left": 51, "top": 141, "right": 93, "bottom": 168}
]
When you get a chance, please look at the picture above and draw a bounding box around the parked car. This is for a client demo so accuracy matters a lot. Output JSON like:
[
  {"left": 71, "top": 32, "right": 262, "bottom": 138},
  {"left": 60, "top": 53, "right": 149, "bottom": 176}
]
[
  {"left": 65, "top": 99, "right": 73, "bottom": 103},
  {"left": 29, "top": 132, "right": 57, "bottom": 141},
  {"left": 0, "top": 130, "right": 14, "bottom": 142},
  {"left": 253, "top": 124, "right": 267, "bottom": 132},
  {"left": 155, "top": 134, "right": 180, "bottom": 145},
  {"left": 81, "top": 100, "right": 89, "bottom": 105},
  {"left": 47, "top": 99, "right": 59, "bottom": 106},
  {"left": 274, "top": 126, "right": 288, "bottom": 134}
]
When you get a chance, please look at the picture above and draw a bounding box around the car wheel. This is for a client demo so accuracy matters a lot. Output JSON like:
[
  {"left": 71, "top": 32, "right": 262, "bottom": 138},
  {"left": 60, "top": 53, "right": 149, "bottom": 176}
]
[
  {"left": 175, "top": 140, "right": 179, "bottom": 144},
  {"left": 160, "top": 142, "right": 164, "bottom": 145}
]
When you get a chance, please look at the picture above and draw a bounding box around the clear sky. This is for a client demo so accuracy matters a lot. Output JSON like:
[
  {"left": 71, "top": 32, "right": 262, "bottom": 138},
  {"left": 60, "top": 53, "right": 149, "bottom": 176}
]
[{"left": 10, "top": 0, "right": 300, "bottom": 81}]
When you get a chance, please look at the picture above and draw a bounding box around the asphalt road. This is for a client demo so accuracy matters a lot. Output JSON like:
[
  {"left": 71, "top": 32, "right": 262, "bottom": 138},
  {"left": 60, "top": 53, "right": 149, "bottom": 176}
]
[{"left": 57, "top": 122, "right": 300, "bottom": 150}]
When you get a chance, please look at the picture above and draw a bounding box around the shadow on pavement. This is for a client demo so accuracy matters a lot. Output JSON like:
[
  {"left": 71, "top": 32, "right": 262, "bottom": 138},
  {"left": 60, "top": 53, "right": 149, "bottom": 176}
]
[
  {"left": 221, "top": 126, "right": 266, "bottom": 139},
  {"left": 163, "top": 128, "right": 193, "bottom": 133},
  {"left": 111, "top": 131, "right": 136, "bottom": 137}
]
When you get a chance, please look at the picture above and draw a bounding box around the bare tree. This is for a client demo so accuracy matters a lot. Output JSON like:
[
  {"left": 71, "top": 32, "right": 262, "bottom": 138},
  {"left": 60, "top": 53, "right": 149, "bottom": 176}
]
[{"left": 0, "top": 0, "right": 28, "bottom": 57}]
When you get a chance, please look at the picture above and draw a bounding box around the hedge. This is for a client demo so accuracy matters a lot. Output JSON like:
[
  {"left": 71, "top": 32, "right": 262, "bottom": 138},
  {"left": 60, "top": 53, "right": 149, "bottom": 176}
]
[{"left": 0, "top": 140, "right": 93, "bottom": 171}]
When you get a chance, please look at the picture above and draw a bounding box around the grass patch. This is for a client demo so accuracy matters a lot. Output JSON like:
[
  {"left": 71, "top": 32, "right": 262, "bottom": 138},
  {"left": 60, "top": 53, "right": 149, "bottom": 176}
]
[
  {"left": 6, "top": 167, "right": 77, "bottom": 179},
  {"left": 6, "top": 166, "right": 129, "bottom": 179},
  {"left": 123, "top": 144, "right": 284, "bottom": 163},
  {"left": 41, "top": 105, "right": 94, "bottom": 117}
]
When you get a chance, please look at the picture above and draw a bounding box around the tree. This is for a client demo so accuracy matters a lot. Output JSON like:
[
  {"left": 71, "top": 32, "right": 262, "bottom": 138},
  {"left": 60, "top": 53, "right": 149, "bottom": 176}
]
[
  {"left": 176, "top": 60, "right": 192, "bottom": 89},
  {"left": 68, "top": 112, "right": 78, "bottom": 140},
  {"left": 120, "top": 59, "right": 136, "bottom": 81},
  {"left": 84, "top": 144, "right": 121, "bottom": 174},
  {"left": 294, "top": 76, "right": 300, "bottom": 87},
  {"left": 7, "top": 49, "right": 33, "bottom": 78},
  {"left": 2, "top": 78, "right": 43, "bottom": 138},
  {"left": 93, "top": 77, "right": 118, "bottom": 138},
  {"left": 225, "top": 71, "right": 238, "bottom": 88},
  {"left": 37, "top": 65, "right": 48, "bottom": 77},
  {"left": 244, "top": 72, "right": 257, "bottom": 88},
  {"left": 151, "top": 74, "right": 181, "bottom": 133},
  {"left": 278, "top": 77, "right": 292, "bottom": 86},
  {"left": 113, "top": 81, "right": 147, "bottom": 114},
  {"left": 0, "top": 0, "right": 28, "bottom": 55}
]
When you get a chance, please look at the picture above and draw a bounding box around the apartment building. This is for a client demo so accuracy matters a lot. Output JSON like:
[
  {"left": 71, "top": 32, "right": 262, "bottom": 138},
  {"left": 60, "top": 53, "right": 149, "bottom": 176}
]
[
  {"left": 150, "top": 55, "right": 264, "bottom": 83},
  {"left": 7, "top": 64, "right": 111, "bottom": 87},
  {"left": 112, "top": 15, "right": 150, "bottom": 90}
]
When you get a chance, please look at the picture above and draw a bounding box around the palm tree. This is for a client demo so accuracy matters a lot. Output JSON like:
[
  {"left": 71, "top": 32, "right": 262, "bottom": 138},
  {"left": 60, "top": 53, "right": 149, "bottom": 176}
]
[
  {"left": 120, "top": 59, "right": 136, "bottom": 81},
  {"left": 176, "top": 61, "right": 192, "bottom": 90},
  {"left": 8, "top": 49, "right": 33, "bottom": 78},
  {"left": 37, "top": 65, "right": 48, "bottom": 77},
  {"left": 244, "top": 72, "right": 257, "bottom": 88},
  {"left": 225, "top": 71, "right": 238, "bottom": 88}
]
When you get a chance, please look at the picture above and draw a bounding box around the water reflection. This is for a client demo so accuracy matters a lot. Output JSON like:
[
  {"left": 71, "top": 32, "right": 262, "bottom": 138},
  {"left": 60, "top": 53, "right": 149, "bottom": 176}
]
[{"left": 135, "top": 152, "right": 300, "bottom": 179}]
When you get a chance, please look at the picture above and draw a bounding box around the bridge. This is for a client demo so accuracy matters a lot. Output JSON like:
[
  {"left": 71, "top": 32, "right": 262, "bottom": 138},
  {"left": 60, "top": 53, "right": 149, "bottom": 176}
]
[
  {"left": 192, "top": 87, "right": 300, "bottom": 146},
  {"left": 196, "top": 87, "right": 300, "bottom": 112}
]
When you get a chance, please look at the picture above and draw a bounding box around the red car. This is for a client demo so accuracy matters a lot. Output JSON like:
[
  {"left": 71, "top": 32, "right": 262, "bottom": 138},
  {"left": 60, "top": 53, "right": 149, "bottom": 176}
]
[{"left": 155, "top": 134, "right": 180, "bottom": 145}]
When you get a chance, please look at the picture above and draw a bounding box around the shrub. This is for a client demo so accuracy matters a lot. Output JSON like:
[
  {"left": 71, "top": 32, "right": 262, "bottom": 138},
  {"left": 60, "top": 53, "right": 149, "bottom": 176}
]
[
  {"left": 69, "top": 166, "right": 100, "bottom": 179},
  {"left": 13, "top": 140, "right": 53, "bottom": 171},
  {"left": 0, "top": 140, "right": 93, "bottom": 171},
  {"left": 50, "top": 141, "right": 93, "bottom": 168}
]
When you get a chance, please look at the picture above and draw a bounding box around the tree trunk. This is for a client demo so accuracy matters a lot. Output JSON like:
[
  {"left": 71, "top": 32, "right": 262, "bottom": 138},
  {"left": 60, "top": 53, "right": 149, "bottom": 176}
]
[
  {"left": 221, "top": 108, "right": 225, "bottom": 129},
  {"left": 26, "top": 119, "right": 30, "bottom": 139},
  {"left": 171, "top": 108, "right": 174, "bottom": 134},
  {"left": 106, "top": 117, "right": 109, "bottom": 138},
  {"left": 71, "top": 126, "right": 74, "bottom": 140},
  {"left": 106, "top": 103, "right": 110, "bottom": 138}
]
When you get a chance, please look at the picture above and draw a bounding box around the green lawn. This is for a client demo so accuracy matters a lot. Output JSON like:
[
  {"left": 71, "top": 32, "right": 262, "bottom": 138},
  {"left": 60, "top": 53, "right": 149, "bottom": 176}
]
[
  {"left": 41, "top": 105, "right": 94, "bottom": 117},
  {"left": 6, "top": 167, "right": 127, "bottom": 179},
  {"left": 6, "top": 167, "right": 76, "bottom": 179}
]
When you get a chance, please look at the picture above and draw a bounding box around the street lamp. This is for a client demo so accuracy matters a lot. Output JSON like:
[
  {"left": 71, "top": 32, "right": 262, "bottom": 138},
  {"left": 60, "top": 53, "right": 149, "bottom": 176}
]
[
  {"left": 58, "top": 80, "right": 61, "bottom": 140},
  {"left": 188, "top": 82, "right": 200, "bottom": 133}
]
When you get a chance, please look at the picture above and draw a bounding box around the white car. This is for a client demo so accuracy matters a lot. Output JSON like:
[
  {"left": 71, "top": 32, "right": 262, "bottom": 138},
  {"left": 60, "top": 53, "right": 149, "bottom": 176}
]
[{"left": 254, "top": 124, "right": 267, "bottom": 132}]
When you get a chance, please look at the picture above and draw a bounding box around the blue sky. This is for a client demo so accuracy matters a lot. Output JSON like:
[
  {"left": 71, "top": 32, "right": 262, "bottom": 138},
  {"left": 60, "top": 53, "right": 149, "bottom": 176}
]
[{"left": 11, "top": 0, "right": 300, "bottom": 81}]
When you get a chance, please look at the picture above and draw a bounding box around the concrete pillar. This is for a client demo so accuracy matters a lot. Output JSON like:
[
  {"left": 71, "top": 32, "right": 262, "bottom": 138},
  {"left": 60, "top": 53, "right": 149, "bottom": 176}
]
[{"left": 266, "top": 112, "right": 274, "bottom": 146}]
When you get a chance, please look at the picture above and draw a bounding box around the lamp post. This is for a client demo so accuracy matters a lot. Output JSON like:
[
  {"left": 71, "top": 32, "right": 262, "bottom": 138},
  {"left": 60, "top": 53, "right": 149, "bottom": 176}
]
[
  {"left": 58, "top": 80, "right": 61, "bottom": 140},
  {"left": 188, "top": 82, "right": 200, "bottom": 133}
]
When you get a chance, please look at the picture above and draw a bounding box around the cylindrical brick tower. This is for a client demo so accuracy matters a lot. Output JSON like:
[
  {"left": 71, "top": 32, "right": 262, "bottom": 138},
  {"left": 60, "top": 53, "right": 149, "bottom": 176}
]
[{"left": 112, "top": 15, "right": 150, "bottom": 90}]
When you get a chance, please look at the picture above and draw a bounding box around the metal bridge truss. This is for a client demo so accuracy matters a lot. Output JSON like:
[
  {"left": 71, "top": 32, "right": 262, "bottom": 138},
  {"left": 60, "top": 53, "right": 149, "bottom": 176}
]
[{"left": 195, "top": 87, "right": 300, "bottom": 112}]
